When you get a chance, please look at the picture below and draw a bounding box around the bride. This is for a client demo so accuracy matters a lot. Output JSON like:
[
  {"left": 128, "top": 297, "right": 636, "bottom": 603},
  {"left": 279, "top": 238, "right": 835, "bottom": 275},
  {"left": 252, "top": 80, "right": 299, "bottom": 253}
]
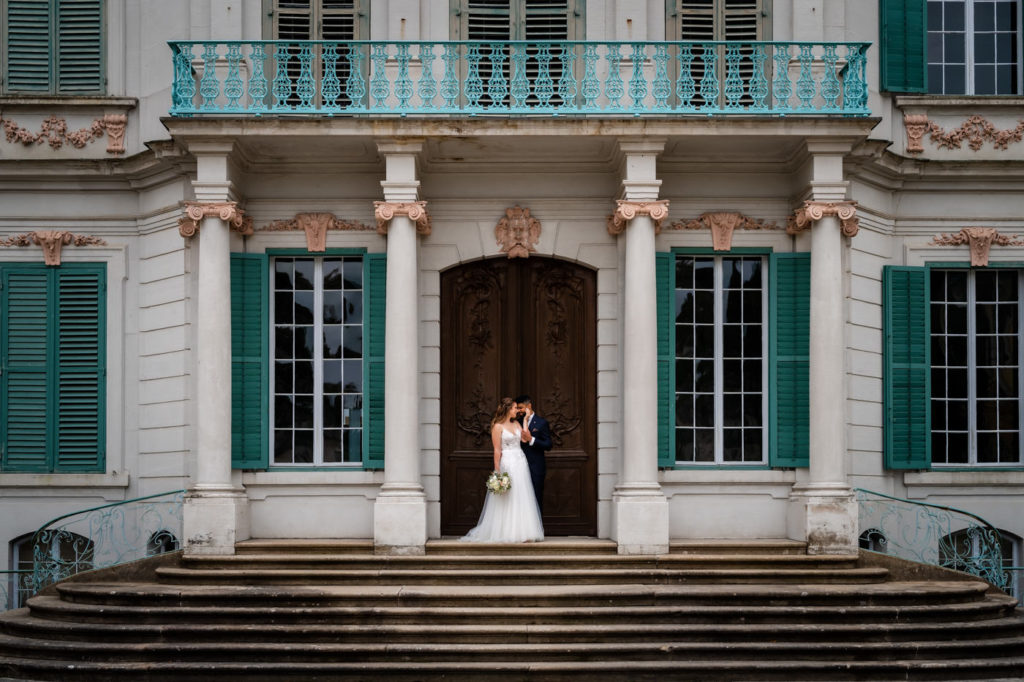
[{"left": 461, "top": 397, "right": 545, "bottom": 543}]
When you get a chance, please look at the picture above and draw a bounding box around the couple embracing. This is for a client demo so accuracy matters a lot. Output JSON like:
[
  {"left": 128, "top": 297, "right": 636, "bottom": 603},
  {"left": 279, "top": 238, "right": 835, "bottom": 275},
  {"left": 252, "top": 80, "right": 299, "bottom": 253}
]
[{"left": 461, "top": 395, "right": 552, "bottom": 543}]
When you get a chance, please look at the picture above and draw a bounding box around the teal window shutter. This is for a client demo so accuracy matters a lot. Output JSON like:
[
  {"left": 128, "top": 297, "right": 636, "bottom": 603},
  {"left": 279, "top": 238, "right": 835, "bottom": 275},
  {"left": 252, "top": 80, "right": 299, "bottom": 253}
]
[
  {"left": 55, "top": 265, "right": 106, "bottom": 471},
  {"left": 769, "top": 252, "right": 810, "bottom": 467},
  {"left": 364, "top": 253, "right": 386, "bottom": 469},
  {"left": 656, "top": 251, "right": 675, "bottom": 468},
  {"left": 880, "top": 0, "right": 927, "bottom": 93},
  {"left": 5, "top": 0, "right": 53, "bottom": 92},
  {"left": 883, "top": 266, "right": 931, "bottom": 469},
  {"left": 3, "top": 0, "right": 104, "bottom": 94},
  {"left": 230, "top": 253, "right": 269, "bottom": 470},
  {"left": 56, "top": 0, "right": 104, "bottom": 93}
]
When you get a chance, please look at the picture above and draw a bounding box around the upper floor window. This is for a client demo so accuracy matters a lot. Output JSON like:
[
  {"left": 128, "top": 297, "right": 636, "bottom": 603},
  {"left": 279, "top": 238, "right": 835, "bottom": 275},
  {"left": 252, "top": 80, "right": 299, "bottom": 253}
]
[
  {"left": 927, "top": 0, "right": 1022, "bottom": 94},
  {"left": 669, "top": 0, "right": 768, "bottom": 41},
  {"left": 453, "top": 0, "right": 581, "bottom": 41},
  {"left": 270, "top": 0, "right": 367, "bottom": 40},
  {"left": 1, "top": 0, "right": 104, "bottom": 94}
]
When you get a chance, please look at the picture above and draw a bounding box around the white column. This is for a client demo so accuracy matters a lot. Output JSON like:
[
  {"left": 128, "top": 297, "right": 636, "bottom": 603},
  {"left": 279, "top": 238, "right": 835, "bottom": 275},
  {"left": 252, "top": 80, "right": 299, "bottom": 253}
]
[
  {"left": 181, "top": 143, "right": 250, "bottom": 556},
  {"left": 609, "top": 138, "right": 670, "bottom": 555},
  {"left": 787, "top": 144, "right": 858, "bottom": 555},
  {"left": 373, "top": 140, "right": 429, "bottom": 555}
]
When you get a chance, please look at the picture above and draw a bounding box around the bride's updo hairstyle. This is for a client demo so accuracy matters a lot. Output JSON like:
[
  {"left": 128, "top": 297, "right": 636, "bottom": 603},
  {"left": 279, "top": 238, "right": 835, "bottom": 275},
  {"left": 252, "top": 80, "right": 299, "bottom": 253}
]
[{"left": 490, "top": 397, "right": 516, "bottom": 428}]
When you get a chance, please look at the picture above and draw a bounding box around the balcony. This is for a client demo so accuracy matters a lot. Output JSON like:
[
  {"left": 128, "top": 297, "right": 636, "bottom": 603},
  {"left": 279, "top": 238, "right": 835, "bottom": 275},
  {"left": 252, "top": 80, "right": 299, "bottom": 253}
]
[{"left": 168, "top": 41, "right": 870, "bottom": 118}]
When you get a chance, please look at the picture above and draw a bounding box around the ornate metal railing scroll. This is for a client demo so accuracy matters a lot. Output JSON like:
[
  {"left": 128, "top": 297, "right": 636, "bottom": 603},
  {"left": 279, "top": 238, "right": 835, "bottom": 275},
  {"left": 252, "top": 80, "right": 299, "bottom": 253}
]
[
  {"left": 25, "top": 490, "right": 186, "bottom": 604},
  {"left": 0, "top": 571, "right": 35, "bottom": 612},
  {"left": 855, "top": 488, "right": 1010, "bottom": 593},
  {"left": 168, "top": 40, "right": 870, "bottom": 117}
]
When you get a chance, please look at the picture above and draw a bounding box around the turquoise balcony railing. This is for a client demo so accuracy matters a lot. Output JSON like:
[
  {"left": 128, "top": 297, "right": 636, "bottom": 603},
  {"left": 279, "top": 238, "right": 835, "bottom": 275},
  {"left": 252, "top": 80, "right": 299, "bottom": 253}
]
[{"left": 168, "top": 40, "right": 870, "bottom": 117}]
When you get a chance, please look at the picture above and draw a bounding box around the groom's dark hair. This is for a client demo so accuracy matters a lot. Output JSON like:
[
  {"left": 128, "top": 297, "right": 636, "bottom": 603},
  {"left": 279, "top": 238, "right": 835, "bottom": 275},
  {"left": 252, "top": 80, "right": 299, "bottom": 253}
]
[{"left": 514, "top": 394, "right": 532, "bottom": 406}]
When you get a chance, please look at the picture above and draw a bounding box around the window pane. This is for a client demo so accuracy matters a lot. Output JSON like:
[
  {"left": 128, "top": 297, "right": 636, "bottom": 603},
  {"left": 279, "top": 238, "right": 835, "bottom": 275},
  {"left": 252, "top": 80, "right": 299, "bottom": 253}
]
[
  {"left": 694, "top": 429, "right": 715, "bottom": 461},
  {"left": 694, "top": 259, "right": 714, "bottom": 290},
  {"left": 323, "top": 260, "right": 343, "bottom": 289},
  {"left": 724, "top": 394, "right": 742, "bottom": 427},
  {"left": 945, "top": 1, "right": 966, "bottom": 31},
  {"left": 695, "top": 394, "right": 714, "bottom": 427},
  {"left": 676, "top": 290, "right": 694, "bottom": 323},
  {"left": 975, "top": 32, "right": 996, "bottom": 62},
  {"left": 343, "top": 260, "right": 363, "bottom": 289},
  {"left": 975, "top": 1, "right": 996, "bottom": 31},
  {"left": 723, "top": 429, "right": 742, "bottom": 461},
  {"left": 344, "top": 429, "right": 362, "bottom": 462},
  {"left": 323, "top": 291, "right": 344, "bottom": 324},
  {"left": 947, "top": 431, "right": 969, "bottom": 463},
  {"left": 975, "top": 65, "right": 996, "bottom": 94},
  {"left": 944, "top": 64, "right": 966, "bottom": 93},
  {"left": 344, "top": 394, "right": 362, "bottom": 427},
  {"left": 293, "top": 431, "right": 314, "bottom": 463},
  {"left": 676, "top": 394, "right": 694, "bottom": 427},
  {"left": 999, "top": 398, "right": 1019, "bottom": 429},
  {"left": 695, "top": 359, "right": 714, "bottom": 392},
  {"left": 676, "top": 429, "right": 695, "bottom": 462},
  {"left": 294, "top": 260, "right": 315, "bottom": 289},
  {"left": 323, "top": 430, "right": 343, "bottom": 463}
]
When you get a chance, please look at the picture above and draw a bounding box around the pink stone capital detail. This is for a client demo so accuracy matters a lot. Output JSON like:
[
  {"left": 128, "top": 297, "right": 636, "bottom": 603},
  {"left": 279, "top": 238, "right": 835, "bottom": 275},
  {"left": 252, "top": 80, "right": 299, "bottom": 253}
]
[
  {"left": 606, "top": 200, "right": 670, "bottom": 236},
  {"left": 788, "top": 201, "right": 859, "bottom": 238},
  {"left": 931, "top": 227, "right": 1024, "bottom": 267},
  {"left": 670, "top": 211, "right": 779, "bottom": 251},
  {"left": 0, "top": 231, "right": 107, "bottom": 265},
  {"left": 178, "top": 201, "right": 253, "bottom": 239},
  {"left": 374, "top": 201, "right": 431, "bottom": 236},
  {"left": 495, "top": 206, "right": 541, "bottom": 259}
]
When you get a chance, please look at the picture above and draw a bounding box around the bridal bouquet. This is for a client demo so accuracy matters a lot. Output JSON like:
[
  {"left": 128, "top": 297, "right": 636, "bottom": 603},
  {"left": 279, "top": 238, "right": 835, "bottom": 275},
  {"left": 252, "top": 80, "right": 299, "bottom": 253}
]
[{"left": 485, "top": 471, "right": 511, "bottom": 495}]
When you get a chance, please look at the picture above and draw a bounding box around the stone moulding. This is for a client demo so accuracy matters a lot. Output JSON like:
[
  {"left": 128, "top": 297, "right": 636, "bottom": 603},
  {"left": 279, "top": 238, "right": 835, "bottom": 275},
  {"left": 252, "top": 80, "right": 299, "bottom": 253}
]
[
  {"left": 0, "top": 113, "right": 127, "bottom": 154},
  {"left": 788, "top": 200, "right": 860, "bottom": 238},
  {"left": 374, "top": 201, "right": 431, "bottom": 236},
  {"left": 606, "top": 200, "right": 670, "bottom": 235},
  {"left": 495, "top": 205, "right": 541, "bottom": 259},
  {"left": 905, "top": 112, "right": 1024, "bottom": 153},
  {"left": 0, "top": 231, "right": 107, "bottom": 266},
  {"left": 931, "top": 227, "right": 1024, "bottom": 267},
  {"left": 178, "top": 201, "right": 253, "bottom": 238},
  {"left": 260, "top": 212, "right": 373, "bottom": 252},
  {"left": 669, "top": 211, "right": 780, "bottom": 251}
]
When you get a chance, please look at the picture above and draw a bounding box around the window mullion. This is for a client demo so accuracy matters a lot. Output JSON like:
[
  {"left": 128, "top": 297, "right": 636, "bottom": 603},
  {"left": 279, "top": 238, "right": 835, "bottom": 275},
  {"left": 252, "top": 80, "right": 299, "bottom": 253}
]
[
  {"left": 965, "top": 1, "right": 976, "bottom": 94},
  {"left": 1019, "top": 270, "right": 1024, "bottom": 464},
  {"left": 760, "top": 256, "right": 769, "bottom": 463},
  {"left": 968, "top": 271, "right": 978, "bottom": 465},
  {"left": 313, "top": 259, "right": 324, "bottom": 465},
  {"left": 714, "top": 257, "right": 724, "bottom": 464}
]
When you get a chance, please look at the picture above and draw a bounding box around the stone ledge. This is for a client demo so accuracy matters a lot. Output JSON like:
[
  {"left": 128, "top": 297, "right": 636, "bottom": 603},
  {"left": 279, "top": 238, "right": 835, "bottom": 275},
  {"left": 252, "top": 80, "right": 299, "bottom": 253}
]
[
  {"left": 0, "top": 472, "right": 130, "bottom": 489},
  {"left": 661, "top": 469, "right": 796, "bottom": 485},
  {"left": 904, "top": 470, "right": 1024, "bottom": 488},
  {"left": 0, "top": 96, "right": 138, "bottom": 109},
  {"left": 243, "top": 470, "right": 385, "bottom": 487}
]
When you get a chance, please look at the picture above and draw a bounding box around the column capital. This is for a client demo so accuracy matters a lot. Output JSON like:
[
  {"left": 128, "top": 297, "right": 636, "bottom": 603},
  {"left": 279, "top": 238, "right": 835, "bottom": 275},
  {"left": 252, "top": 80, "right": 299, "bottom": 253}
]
[
  {"left": 787, "top": 200, "right": 859, "bottom": 238},
  {"left": 374, "top": 200, "right": 431, "bottom": 236},
  {"left": 178, "top": 201, "right": 253, "bottom": 239},
  {"left": 607, "top": 200, "right": 670, "bottom": 236}
]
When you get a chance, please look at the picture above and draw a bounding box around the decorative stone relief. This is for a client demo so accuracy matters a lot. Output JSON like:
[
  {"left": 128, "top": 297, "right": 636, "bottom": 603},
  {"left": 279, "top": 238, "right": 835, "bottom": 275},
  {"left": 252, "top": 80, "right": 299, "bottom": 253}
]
[
  {"left": 787, "top": 200, "right": 860, "bottom": 238},
  {"left": 931, "top": 227, "right": 1024, "bottom": 267},
  {"left": 373, "top": 201, "right": 431, "bottom": 236},
  {"left": 0, "top": 231, "right": 107, "bottom": 266},
  {"left": 260, "top": 212, "right": 372, "bottom": 252},
  {"left": 0, "top": 114, "right": 127, "bottom": 153},
  {"left": 606, "top": 200, "right": 670, "bottom": 235},
  {"left": 904, "top": 113, "right": 1024, "bottom": 153},
  {"left": 177, "top": 201, "right": 253, "bottom": 238},
  {"left": 669, "top": 211, "right": 780, "bottom": 251},
  {"left": 903, "top": 113, "right": 930, "bottom": 154},
  {"left": 494, "top": 206, "right": 541, "bottom": 258}
]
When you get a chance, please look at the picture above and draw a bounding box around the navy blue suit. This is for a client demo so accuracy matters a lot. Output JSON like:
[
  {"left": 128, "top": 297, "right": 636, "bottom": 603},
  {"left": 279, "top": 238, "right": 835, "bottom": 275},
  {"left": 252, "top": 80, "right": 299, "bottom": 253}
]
[{"left": 520, "top": 414, "right": 552, "bottom": 513}]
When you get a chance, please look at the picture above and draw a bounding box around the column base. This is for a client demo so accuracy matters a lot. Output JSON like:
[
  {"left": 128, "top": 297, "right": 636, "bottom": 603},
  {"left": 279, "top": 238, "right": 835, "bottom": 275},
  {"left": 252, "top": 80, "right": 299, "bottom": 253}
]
[
  {"left": 183, "top": 487, "right": 250, "bottom": 556},
  {"left": 787, "top": 484, "right": 858, "bottom": 555},
  {"left": 374, "top": 484, "right": 427, "bottom": 555},
  {"left": 611, "top": 484, "right": 669, "bottom": 555}
]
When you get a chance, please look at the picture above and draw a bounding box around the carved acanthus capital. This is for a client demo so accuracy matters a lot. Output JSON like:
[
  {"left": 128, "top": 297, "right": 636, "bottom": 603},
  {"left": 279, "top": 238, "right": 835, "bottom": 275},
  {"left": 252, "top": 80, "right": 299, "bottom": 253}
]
[
  {"left": 787, "top": 200, "right": 859, "bottom": 238},
  {"left": 178, "top": 201, "right": 253, "bottom": 239},
  {"left": 904, "top": 113, "right": 930, "bottom": 154},
  {"left": 931, "top": 227, "right": 1024, "bottom": 267},
  {"left": 0, "top": 231, "right": 107, "bottom": 265},
  {"left": 374, "top": 201, "right": 431, "bottom": 236},
  {"left": 260, "top": 212, "right": 372, "bottom": 252},
  {"left": 606, "top": 200, "right": 670, "bottom": 236},
  {"left": 495, "top": 206, "right": 541, "bottom": 258},
  {"left": 670, "top": 211, "right": 779, "bottom": 251}
]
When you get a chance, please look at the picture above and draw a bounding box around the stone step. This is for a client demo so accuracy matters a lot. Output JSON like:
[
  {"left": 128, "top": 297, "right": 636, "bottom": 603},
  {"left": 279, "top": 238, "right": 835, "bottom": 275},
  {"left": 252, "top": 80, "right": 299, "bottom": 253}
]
[
  {"left": 2, "top": 655, "right": 1023, "bottom": 682},
  {"left": 669, "top": 538, "right": 810, "bottom": 555},
  {"left": 55, "top": 580, "right": 992, "bottom": 609},
  {"left": 154, "top": 564, "right": 889, "bottom": 586},
  {"left": 23, "top": 593, "right": 1020, "bottom": 626}
]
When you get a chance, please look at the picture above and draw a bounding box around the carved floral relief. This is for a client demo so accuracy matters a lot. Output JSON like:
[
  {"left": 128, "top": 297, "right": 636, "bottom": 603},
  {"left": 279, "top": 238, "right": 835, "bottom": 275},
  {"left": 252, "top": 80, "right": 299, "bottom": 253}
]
[
  {"left": 495, "top": 206, "right": 541, "bottom": 258},
  {"left": 669, "top": 211, "right": 780, "bottom": 251},
  {"left": 931, "top": 227, "right": 1024, "bottom": 267},
  {"left": 260, "top": 212, "right": 372, "bottom": 252},
  {"left": 904, "top": 113, "right": 1024, "bottom": 153},
  {"left": 0, "top": 231, "right": 107, "bottom": 265},
  {"left": 1, "top": 114, "right": 127, "bottom": 154}
]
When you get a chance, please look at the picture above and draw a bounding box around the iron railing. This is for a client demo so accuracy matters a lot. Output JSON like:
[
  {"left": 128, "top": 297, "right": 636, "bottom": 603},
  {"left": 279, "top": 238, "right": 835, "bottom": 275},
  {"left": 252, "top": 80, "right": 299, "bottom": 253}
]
[
  {"left": 1, "top": 490, "right": 185, "bottom": 611},
  {"left": 168, "top": 40, "right": 870, "bottom": 117},
  {"left": 855, "top": 488, "right": 1012, "bottom": 594}
]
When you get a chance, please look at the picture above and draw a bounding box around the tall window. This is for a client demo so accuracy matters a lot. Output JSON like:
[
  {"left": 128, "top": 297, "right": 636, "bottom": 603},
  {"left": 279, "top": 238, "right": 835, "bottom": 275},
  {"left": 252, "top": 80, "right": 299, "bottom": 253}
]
[
  {"left": 931, "top": 269, "right": 1024, "bottom": 466},
  {"left": 271, "top": 0, "right": 365, "bottom": 40},
  {"left": 670, "top": 0, "right": 767, "bottom": 41},
  {"left": 271, "top": 256, "right": 364, "bottom": 467},
  {"left": 2, "top": 0, "right": 104, "bottom": 94},
  {"left": 927, "top": 0, "right": 1023, "bottom": 94},
  {"left": 454, "top": 1, "right": 580, "bottom": 41},
  {"left": 674, "top": 255, "right": 767, "bottom": 464}
]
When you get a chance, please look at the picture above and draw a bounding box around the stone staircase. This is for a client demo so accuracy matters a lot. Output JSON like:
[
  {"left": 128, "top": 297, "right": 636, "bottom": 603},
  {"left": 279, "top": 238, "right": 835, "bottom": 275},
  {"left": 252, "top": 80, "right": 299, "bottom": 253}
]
[{"left": 1, "top": 539, "right": 1022, "bottom": 680}]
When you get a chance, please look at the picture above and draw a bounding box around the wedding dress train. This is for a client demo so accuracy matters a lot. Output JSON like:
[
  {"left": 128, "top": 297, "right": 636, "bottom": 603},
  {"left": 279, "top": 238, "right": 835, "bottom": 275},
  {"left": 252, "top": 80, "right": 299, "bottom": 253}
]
[{"left": 461, "top": 426, "right": 545, "bottom": 543}]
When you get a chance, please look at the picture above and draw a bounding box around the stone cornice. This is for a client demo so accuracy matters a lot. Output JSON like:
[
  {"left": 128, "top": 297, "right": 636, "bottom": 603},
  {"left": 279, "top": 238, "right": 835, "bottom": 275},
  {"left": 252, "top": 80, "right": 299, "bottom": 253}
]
[
  {"left": 373, "top": 201, "right": 431, "bottom": 236},
  {"left": 177, "top": 201, "right": 253, "bottom": 238},
  {"left": 669, "top": 211, "right": 780, "bottom": 251},
  {"left": 0, "top": 231, "right": 107, "bottom": 265},
  {"left": 931, "top": 227, "right": 1024, "bottom": 267},
  {"left": 606, "top": 200, "right": 670, "bottom": 236},
  {"left": 260, "top": 212, "right": 373, "bottom": 252},
  {"left": 787, "top": 200, "right": 860, "bottom": 238}
]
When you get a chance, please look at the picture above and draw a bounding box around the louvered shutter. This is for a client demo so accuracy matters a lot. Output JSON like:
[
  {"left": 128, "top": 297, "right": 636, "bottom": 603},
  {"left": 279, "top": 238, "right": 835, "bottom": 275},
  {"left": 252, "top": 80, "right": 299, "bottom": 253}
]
[
  {"left": 56, "top": 0, "right": 103, "bottom": 93},
  {"left": 656, "top": 252, "right": 676, "bottom": 468},
  {"left": 5, "top": 0, "right": 52, "bottom": 92},
  {"left": 55, "top": 265, "right": 105, "bottom": 471},
  {"left": 364, "top": 253, "right": 386, "bottom": 469},
  {"left": 1, "top": 267, "right": 51, "bottom": 472},
  {"left": 230, "top": 253, "right": 269, "bottom": 470},
  {"left": 883, "top": 266, "right": 931, "bottom": 469},
  {"left": 676, "top": 0, "right": 763, "bottom": 40},
  {"left": 880, "top": 0, "right": 927, "bottom": 92},
  {"left": 769, "top": 252, "right": 810, "bottom": 468}
]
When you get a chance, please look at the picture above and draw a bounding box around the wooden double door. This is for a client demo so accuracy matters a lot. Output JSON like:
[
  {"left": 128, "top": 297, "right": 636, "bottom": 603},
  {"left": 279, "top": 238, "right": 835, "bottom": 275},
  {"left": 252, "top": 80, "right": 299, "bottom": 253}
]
[{"left": 440, "top": 257, "right": 597, "bottom": 536}]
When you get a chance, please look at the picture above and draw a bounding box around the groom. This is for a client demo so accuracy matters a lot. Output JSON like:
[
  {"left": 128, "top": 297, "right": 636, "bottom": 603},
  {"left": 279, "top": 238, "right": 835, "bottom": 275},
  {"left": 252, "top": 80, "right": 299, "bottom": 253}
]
[{"left": 515, "top": 395, "right": 552, "bottom": 514}]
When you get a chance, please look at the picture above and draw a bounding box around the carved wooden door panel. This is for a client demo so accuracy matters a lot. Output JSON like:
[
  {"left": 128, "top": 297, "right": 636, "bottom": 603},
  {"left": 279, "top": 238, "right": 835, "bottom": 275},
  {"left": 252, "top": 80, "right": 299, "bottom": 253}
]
[{"left": 441, "top": 257, "right": 597, "bottom": 536}]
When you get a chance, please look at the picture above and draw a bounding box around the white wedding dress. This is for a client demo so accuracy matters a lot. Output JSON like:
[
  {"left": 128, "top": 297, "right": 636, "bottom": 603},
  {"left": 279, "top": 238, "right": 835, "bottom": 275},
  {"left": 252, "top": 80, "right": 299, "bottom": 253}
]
[{"left": 461, "top": 425, "right": 545, "bottom": 543}]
